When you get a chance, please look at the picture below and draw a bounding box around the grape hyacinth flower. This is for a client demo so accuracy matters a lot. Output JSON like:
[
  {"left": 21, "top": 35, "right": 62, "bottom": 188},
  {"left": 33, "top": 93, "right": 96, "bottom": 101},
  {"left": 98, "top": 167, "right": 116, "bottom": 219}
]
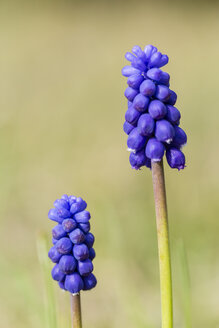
[
  {"left": 48, "top": 194, "right": 97, "bottom": 328},
  {"left": 122, "top": 44, "right": 187, "bottom": 170},
  {"left": 122, "top": 45, "right": 188, "bottom": 328}
]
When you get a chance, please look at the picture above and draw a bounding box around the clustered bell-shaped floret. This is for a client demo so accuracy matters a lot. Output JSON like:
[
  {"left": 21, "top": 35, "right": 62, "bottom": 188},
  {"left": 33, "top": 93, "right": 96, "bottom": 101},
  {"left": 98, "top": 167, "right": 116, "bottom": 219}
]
[
  {"left": 48, "top": 195, "right": 97, "bottom": 294},
  {"left": 122, "top": 45, "right": 187, "bottom": 170}
]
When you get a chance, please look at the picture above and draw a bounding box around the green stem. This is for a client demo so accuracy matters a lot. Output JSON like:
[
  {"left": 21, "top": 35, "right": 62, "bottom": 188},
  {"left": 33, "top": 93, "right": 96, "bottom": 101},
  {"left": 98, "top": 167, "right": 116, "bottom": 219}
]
[
  {"left": 151, "top": 160, "right": 173, "bottom": 328},
  {"left": 71, "top": 293, "right": 82, "bottom": 328}
]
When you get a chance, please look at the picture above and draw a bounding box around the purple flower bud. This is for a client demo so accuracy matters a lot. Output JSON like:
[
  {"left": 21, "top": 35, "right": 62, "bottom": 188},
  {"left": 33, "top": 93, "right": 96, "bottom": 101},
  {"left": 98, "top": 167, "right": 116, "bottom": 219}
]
[
  {"left": 129, "top": 150, "right": 147, "bottom": 170},
  {"left": 123, "top": 121, "right": 135, "bottom": 135},
  {"left": 127, "top": 74, "right": 144, "bottom": 89},
  {"left": 59, "top": 255, "right": 77, "bottom": 274},
  {"left": 69, "top": 228, "right": 85, "bottom": 244},
  {"left": 61, "top": 194, "right": 69, "bottom": 201},
  {"left": 125, "top": 106, "right": 140, "bottom": 125},
  {"left": 68, "top": 195, "right": 77, "bottom": 206},
  {"left": 139, "top": 79, "right": 156, "bottom": 97},
  {"left": 132, "top": 45, "right": 147, "bottom": 62},
  {"left": 62, "top": 218, "right": 77, "bottom": 233},
  {"left": 166, "top": 148, "right": 185, "bottom": 170},
  {"left": 125, "top": 52, "right": 136, "bottom": 62},
  {"left": 65, "top": 273, "right": 84, "bottom": 293},
  {"left": 48, "top": 246, "right": 62, "bottom": 263},
  {"left": 167, "top": 90, "right": 177, "bottom": 106},
  {"left": 124, "top": 87, "right": 139, "bottom": 101},
  {"left": 137, "top": 113, "right": 155, "bottom": 136},
  {"left": 54, "top": 199, "right": 70, "bottom": 210},
  {"left": 146, "top": 138, "right": 165, "bottom": 162},
  {"left": 70, "top": 198, "right": 87, "bottom": 214},
  {"left": 83, "top": 273, "right": 97, "bottom": 291},
  {"left": 78, "top": 259, "right": 93, "bottom": 276},
  {"left": 172, "top": 126, "right": 187, "bottom": 148},
  {"left": 56, "top": 237, "right": 73, "bottom": 255},
  {"left": 160, "top": 72, "right": 170, "bottom": 86},
  {"left": 155, "top": 120, "right": 175, "bottom": 143},
  {"left": 74, "top": 210, "right": 91, "bottom": 223},
  {"left": 146, "top": 68, "right": 162, "bottom": 82},
  {"left": 133, "top": 94, "right": 150, "bottom": 112},
  {"left": 51, "top": 264, "right": 65, "bottom": 282},
  {"left": 121, "top": 65, "right": 141, "bottom": 77},
  {"left": 58, "top": 280, "right": 66, "bottom": 290},
  {"left": 52, "top": 224, "right": 67, "bottom": 240},
  {"left": 48, "top": 208, "right": 71, "bottom": 223},
  {"left": 148, "top": 100, "right": 167, "bottom": 119},
  {"left": 158, "top": 55, "right": 169, "bottom": 68},
  {"left": 149, "top": 51, "right": 162, "bottom": 68},
  {"left": 85, "top": 233, "right": 95, "bottom": 248},
  {"left": 89, "top": 248, "right": 96, "bottom": 261},
  {"left": 127, "top": 128, "right": 147, "bottom": 152},
  {"left": 78, "top": 222, "right": 90, "bottom": 234},
  {"left": 145, "top": 157, "right": 152, "bottom": 169},
  {"left": 52, "top": 238, "right": 57, "bottom": 245},
  {"left": 144, "top": 45, "right": 156, "bottom": 60},
  {"left": 166, "top": 105, "right": 181, "bottom": 125},
  {"left": 155, "top": 85, "right": 171, "bottom": 102},
  {"left": 73, "top": 244, "right": 89, "bottom": 261},
  {"left": 131, "top": 58, "right": 146, "bottom": 71}
]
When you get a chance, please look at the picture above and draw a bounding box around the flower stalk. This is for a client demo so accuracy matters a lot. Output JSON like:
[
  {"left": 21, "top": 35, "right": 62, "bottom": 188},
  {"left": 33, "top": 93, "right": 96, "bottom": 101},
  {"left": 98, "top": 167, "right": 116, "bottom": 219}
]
[
  {"left": 151, "top": 160, "right": 173, "bottom": 328},
  {"left": 71, "top": 293, "right": 82, "bottom": 328}
]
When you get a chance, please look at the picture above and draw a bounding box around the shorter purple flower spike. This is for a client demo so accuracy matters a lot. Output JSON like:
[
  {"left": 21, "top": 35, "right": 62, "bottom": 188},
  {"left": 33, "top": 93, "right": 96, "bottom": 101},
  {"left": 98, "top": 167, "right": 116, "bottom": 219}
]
[
  {"left": 122, "top": 44, "right": 187, "bottom": 170},
  {"left": 48, "top": 194, "right": 97, "bottom": 292},
  {"left": 166, "top": 148, "right": 185, "bottom": 170}
]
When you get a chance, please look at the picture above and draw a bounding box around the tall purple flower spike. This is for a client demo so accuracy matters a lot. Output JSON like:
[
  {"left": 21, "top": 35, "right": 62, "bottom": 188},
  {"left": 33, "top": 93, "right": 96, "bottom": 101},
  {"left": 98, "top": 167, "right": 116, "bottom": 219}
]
[
  {"left": 122, "top": 45, "right": 187, "bottom": 170},
  {"left": 48, "top": 195, "right": 97, "bottom": 293}
]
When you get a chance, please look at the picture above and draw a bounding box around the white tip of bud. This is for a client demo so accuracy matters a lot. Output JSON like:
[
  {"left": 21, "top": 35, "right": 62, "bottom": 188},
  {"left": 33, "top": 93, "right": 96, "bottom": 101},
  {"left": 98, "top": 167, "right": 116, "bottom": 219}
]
[{"left": 127, "top": 148, "right": 136, "bottom": 153}]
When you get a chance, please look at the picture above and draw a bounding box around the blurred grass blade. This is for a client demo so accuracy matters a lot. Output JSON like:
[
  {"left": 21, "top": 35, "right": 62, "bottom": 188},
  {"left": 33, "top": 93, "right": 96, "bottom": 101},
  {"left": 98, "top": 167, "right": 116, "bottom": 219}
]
[
  {"left": 177, "top": 240, "right": 191, "bottom": 328},
  {"left": 36, "top": 232, "right": 58, "bottom": 328}
]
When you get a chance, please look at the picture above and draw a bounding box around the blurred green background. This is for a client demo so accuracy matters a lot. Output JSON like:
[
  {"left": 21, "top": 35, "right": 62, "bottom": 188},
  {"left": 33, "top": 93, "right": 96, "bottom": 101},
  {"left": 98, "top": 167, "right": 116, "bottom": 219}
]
[{"left": 0, "top": 0, "right": 219, "bottom": 327}]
